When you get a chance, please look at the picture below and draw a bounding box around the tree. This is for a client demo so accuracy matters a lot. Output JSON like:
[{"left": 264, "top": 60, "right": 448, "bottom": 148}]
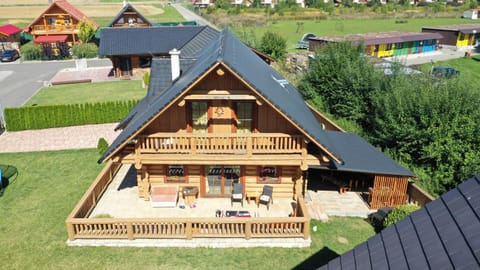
[
  {"left": 298, "top": 42, "right": 378, "bottom": 124},
  {"left": 369, "top": 75, "right": 480, "bottom": 196},
  {"left": 258, "top": 31, "right": 287, "bottom": 60},
  {"left": 78, "top": 19, "right": 96, "bottom": 44}
]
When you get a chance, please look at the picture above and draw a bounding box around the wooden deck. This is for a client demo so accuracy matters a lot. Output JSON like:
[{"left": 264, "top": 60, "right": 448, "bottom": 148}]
[{"left": 66, "top": 162, "right": 310, "bottom": 241}]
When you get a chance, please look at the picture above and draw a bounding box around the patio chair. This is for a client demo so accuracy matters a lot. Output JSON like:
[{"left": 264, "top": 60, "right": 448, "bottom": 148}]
[
  {"left": 258, "top": 185, "right": 273, "bottom": 210},
  {"left": 231, "top": 182, "right": 244, "bottom": 207}
]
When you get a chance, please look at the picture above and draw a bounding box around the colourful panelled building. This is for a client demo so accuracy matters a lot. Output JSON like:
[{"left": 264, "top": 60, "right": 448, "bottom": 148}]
[
  {"left": 422, "top": 24, "right": 480, "bottom": 48},
  {"left": 308, "top": 31, "right": 443, "bottom": 58}
]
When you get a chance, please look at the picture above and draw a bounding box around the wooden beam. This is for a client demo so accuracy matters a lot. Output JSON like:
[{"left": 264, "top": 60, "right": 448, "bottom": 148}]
[{"left": 184, "top": 94, "right": 257, "bottom": 100}]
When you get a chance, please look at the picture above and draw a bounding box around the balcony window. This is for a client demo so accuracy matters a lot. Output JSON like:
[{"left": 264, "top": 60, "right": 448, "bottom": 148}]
[
  {"left": 258, "top": 166, "right": 281, "bottom": 184},
  {"left": 191, "top": 102, "right": 208, "bottom": 133},
  {"left": 235, "top": 102, "right": 253, "bottom": 133},
  {"left": 166, "top": 165, "right": 187, "bottom": 183}
]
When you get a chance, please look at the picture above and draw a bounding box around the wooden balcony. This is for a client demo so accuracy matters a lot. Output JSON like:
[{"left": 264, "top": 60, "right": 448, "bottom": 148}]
[
  {"left": 65, "top": 161, "right": 311, "bottom": 242},
  {"left": 137, "top": 133, "right": 305, "bottom": 155},
  {"left": 31, "top": 24, "right": 79, "bottom": 34}
]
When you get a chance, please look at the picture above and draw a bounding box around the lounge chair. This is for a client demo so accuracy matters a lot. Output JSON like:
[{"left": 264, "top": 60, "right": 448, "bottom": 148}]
[
  {"left": 258, "top": 185, "right": 273, "bottom": 210},
  {"left": 231, "top": 182, "right": 244, "bottom": 207},
  {"left": 150, "top": 185, "right": 178, "bottom": 207}
]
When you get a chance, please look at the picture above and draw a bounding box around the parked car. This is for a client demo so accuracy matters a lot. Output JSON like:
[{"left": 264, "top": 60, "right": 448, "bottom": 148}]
[
  {"left": 432, "top": 66, "right": 460, "bottom": 78},
  {"left": 0, "top": 49, "right": 20, "bottom": 62}
]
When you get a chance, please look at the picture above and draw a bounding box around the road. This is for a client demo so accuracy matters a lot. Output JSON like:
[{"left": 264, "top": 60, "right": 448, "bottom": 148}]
[
  {"left": 0, "top": 59, "right": 110, "bottom": 108},
  {"left": 172, "top": 3, "right": 219, "bottom": 30}
]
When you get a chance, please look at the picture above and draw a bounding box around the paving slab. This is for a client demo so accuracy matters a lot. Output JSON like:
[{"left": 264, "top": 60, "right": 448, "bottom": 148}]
[{"left": 0, "top": 123, "right": 119, "bottom": 153}]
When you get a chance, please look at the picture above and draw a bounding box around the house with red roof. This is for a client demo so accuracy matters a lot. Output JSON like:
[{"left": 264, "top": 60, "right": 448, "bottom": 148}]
[
  {"left": 24, "top": 0, "right": 98, "bottom": 57},
  {"left": 0, "top": 24, "right": 22, "bottom": 50}
]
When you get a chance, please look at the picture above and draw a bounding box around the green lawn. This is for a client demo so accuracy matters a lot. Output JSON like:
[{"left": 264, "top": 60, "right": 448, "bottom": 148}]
[
  {"left": 25, "top": 80, "right": 146, "bottom": 106},
  {"left": 421, "top": 55, "right": 480, "bottom": 83},
  {"left": 232, "top": 17, "right": 471, "bottom": 50},
  {"left": 0, "top": 150, "right": 375, "bottom": 270}
]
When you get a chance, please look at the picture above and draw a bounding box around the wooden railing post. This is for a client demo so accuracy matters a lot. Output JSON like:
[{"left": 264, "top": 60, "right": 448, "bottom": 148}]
[
  {"left": 191, "top": 137, "right": 197, "bottom": 155},
  {"left": 303, "top": 218, "right": 310, "bottom": 240},
  {"left": 247, "top": 137, "right": 252, "bottom": 156},
  {"left": 127, "top": 221, "right": 134, "bottom": 240},
  {"left": 245, "top": 220, "right": 252, "bottom": 240},
  {"left": 66, "top": 220, "right": 76, "bottom": 241},
  {"left": 186, "top": 221, "right": 193, "bottom": 240}
]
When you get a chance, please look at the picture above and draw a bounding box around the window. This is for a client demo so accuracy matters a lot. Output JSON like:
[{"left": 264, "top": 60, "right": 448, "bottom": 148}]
[
  {"left": 166, "top": 165, "right": 187, "bottom": 183},
  {"left": 459, "top": 33, "right": 465, "bottom": 41},
  {"left": 386, "top": 43, "right": 393, "bottom": 50},
  {"left": 258, "top": 166, "right": 281, "bottom": 184},
  {"left": 235, "top": 102, "right": 253, "bottom": 133},
  {"left": 395, "top": 43, "right": 403, "bottom": 49},
  {"left": 191, "top": 102, "right": 208, "bottom": 133}
]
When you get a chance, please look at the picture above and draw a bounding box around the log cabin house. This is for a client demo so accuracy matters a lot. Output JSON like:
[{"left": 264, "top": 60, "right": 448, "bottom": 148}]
[
  {"left": 24, "top": 0, "right": 98, "bottom": 57},
  {"left": 107, "top": 2, "right": 153, "bottom": 28},
  {"left": 66, "top": 30, "right": 415, "bottom": 243},
  {"left": 309, "top": 31, "right": 443, "bottom": 58}
]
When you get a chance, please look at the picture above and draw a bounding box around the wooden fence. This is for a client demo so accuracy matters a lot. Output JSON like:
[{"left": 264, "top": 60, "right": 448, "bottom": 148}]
[
  {"left": 66, "top": 162, "right": 310, "bottom": 241},
  {"left": 406, "top": 182, "right": 434, "bottom": 207}
]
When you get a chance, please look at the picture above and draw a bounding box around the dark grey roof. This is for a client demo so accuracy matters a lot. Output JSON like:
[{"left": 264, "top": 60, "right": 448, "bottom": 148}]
[
  {"left": 323, "top": 131, "right": 415, "bottom": 177},
  {"left": 107, "top": 3, "right": 153, "bottom": 27},
  {"left": 317, "top": 173, "right": 480, "bottom": 270},
  {"left": 309, "top": 31, "right": 443, "bottom": 46},
  {"left": 99, "top": 26, "right": 217, "bottom": 56}
]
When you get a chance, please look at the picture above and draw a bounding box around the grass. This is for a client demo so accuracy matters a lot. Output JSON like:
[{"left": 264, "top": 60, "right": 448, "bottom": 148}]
[
  {"left": 420, "top": 55, "right": 480, "bottom": 83},
  {"left": 24, "top": 80, "right": 147, "bottom": 106},
  {"left": 0, "top": 150, "right": 376, "bottom": 270},
  {"left": 232, "top": 17, "right": 470, "bottom": 50}
]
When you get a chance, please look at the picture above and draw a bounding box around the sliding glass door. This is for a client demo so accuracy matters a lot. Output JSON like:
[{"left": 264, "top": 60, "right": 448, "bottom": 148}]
[{"left": 205, "top": 165, "right": 240, "bottom": 196}]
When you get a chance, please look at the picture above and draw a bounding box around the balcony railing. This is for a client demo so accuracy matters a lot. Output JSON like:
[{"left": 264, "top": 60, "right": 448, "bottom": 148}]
[
  {"left": 137, "top": 133, "right": 305, "bottom": 156},
  {"left": 32, "top": 24, "right": 79, "bottom": 32},
  {"left": 66, "top": 161, "right": 310, "bottom": 241}
]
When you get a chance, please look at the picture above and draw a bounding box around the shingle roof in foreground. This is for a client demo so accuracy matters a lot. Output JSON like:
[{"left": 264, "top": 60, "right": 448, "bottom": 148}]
[{"left": 316, "top": 173, "right": 480, "bottom": 270}]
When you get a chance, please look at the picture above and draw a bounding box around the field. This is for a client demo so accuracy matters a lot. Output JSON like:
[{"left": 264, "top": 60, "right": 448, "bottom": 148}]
[
  {"left": 232, "top": 17, "right": 474, "bottom": 49},
  {"left": 0, "top": 150, "right": 376, "bottom": 270},
  {"left": 0, "top": 1, "right": 183, "bottom": 27}
]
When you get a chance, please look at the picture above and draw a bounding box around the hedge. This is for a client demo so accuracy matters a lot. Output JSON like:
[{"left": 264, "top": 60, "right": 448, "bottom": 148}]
[{"left": 4, "top": 100, "right": 138, "bottom": 131}]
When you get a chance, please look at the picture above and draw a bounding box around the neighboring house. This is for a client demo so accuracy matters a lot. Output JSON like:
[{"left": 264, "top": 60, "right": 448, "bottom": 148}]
[
  {"left": 296, "top": 0, "right": 306, "bottom": 8},
  {"left": 309, "top": 31, "right": 443, "bottom": 58},
  {"left": 99, "top": 26, "right": 219, "bottom": 78},
  {"left": 99, "top": 26, "right": 274, "bottom": 78},
  {"left": 230, "top": 0, "right": 253, "bottom": 6},
  {"left": 463, "top": 9, "right": 479, "bottom": 19},
  {"left": 316, "top": 173, "right": 480, "bottom": 270},
  {"left": 261, "top": 0, "right": 278, "bottom": 7},
  {"left": 107, "top": 2, "right": 153, "bottom": 28},
  {"left": 66, "top": 30, "right": 416, "bottom": 242},
  {"left": 24, "top": 0, "right": 99, "bottom": 48},
  {"left": 192, "top": 0, "right": 214, "bottom": 8},
  {"left": 0, "top": 24, "right": 22, "bottom": 50},
  {"left": 422, "top": 24, "right": 480, "bottom": 48}
]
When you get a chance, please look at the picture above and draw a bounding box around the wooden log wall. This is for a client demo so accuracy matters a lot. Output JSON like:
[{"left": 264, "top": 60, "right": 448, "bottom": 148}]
[{"left": 244, "top": 165, "right": 302, "bottom": 199}]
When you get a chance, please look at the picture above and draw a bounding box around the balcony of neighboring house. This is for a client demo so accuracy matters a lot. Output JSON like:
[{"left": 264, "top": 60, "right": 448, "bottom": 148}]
[{"left": 31, "top": 23, "right": 79, "bottom": 35}]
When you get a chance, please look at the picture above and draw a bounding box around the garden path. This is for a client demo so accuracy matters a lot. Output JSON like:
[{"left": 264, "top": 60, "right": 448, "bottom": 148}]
[{"left": 0, "top": 123, "right": 119, "bottom": 153}]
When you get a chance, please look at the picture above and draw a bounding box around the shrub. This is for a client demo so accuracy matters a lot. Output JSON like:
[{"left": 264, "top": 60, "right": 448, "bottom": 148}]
[
  {"left": 383, "top": 204, "right": 420, "bottom": 227},
  {"left": 97, "top": 137, "right": 109, "bottom": 155},
  {"left": 143, "top": 72, "right": 150, "bottom": 88},
  {"left": 72, "top": 43, "right": 98, "bottom": 58},
  {"left": 4, "top": 99, "right": 138, "bottom": 131},
  {"left": 20, "top": 42, "right": 42, "bottom": 60}
]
